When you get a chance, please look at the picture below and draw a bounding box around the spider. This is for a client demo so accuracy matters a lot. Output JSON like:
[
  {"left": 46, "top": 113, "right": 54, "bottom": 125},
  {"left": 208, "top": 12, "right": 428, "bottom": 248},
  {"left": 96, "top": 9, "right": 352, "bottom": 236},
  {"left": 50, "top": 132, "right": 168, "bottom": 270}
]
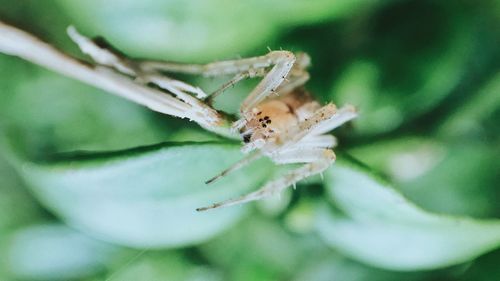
[
  {"left": 0, "top": 23, "right": 357, "bottom": 212},
  {"left": 142, "top": 50, "right": 357, "bottom": 212}
]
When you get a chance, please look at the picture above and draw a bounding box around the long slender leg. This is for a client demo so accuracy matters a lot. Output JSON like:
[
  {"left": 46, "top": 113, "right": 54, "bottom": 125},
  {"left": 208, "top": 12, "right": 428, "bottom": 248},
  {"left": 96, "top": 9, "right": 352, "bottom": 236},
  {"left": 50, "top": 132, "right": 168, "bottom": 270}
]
[
  {"left": 205, "top": 53, "right": 308, "bottom": 100},
  {"left": 240, "top": 51, "right": 295, "bottom": 112},
  {"left": 274, "top": 52, "right": 311, "bottom": 95},
  {"left": 274, "top": 71, "right": 310, "bottom": 96},
  {"left": 147, "top": 74, "right": 220, "bottom": 123},
  {"left": 270, "top": 147, "right": 334, "bottom": 164},
  {"left": 276, "top": 104, "right": 357, "bottom": 148},
  {"left": 68, "top": 26, "right": 208, "bottom": 99},
  {"left": 280, "top": 134, "right": 338, "bottom": 152},
  {"left": 67, "top": 27, "right": 223, "bottom": 126},
  {"left": 205, "top": 152, "right": 262, "bottom": 184},
  {"left": 205, "top": 70, "right": 263, "bottom": 104},
  {"left": 205, "top": 134, "right": 335, "bottom": 186},
  {"left": 206, "top": 51, "right": 310, "bottom": 104},
  {"left": 196, "top": 148, "right": 335, "bottom": 211},
  {"left": 140, "top": 51, "right": 290, "bottom": 77},
  {"left": 306, "top": 104, "right": 357, "bottom": 136},
  {"left": 143, "top": 50, "right": 298, "bottom": 113}
]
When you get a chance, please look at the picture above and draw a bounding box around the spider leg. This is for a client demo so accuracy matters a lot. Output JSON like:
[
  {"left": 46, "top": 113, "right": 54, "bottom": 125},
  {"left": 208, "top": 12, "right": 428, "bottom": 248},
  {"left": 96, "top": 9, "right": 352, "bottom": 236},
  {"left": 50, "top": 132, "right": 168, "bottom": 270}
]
[
  {"left": 278, "top": 104, "right": 357, "bottom": 147},
  {"left": 68, "top": 26, "right": 208, "bottom": 98},
  {"left": 205, "top": 152, "right": 263, "bottom": 184},
  {"left": 206, "top": 69, "right": 265, "bottom": 104},
  {"left": 209, "top": 51, "right": 310, "bottom": 100},
  {"left": 295, "top": 134, "right": 338, "bottom": 149},
  {"left": 240, "top": 51, "right": 296, "bottom": 112},
  {"left": 274, "top": 71, "right": 310, "bottom": 96},
  {"left": 140, "top": 51, "right": 290, "bottom": 77},
  {"left": 67, "top": 26, "right": 222, "bottom": 127},
  {"left": 147, "top": 74, "right": 219, "bottom": 122},
  {"left": 0, "top": 23, "right": 206, "bottom": 123},
  {"left": 140, "top": 50, "right": 298, "bottom": 112},
  {"left": 306, "top": 104, "right": 358, "bottom": 136},
  {"left": 274, "top": 52, "right": 311, "bottom": 95},
  {"left": 205, "top": 132, "right": 336, "bottom": 185},
  {"left": 196, "top": 148, "right": 335, "bottom": 211}
]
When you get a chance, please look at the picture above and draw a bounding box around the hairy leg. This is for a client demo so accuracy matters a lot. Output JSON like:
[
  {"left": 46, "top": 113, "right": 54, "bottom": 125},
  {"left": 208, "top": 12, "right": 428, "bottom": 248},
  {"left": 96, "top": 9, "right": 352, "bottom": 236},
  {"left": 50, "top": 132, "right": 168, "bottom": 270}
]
[
  {"left": 208, "top": 52, "right": 310, "bottom": 103},
  {"left": 306, "top": 104, "right": 358, "bottom": 136},
  {"left": 140, "top": 51, "right": 290, "bottom": 77},
  {"left": 205, "top": 152, "right": 263, "bottom": 185},
  {"left": 278, "top": 134, "right": 338, "bottom": 153},
  {"left": 140, "top": 49, "right": 299, "bottom": 112},
  {"left": 277, "top": 104, "right": 357, "bottom": 148},
  {"left": 196, "top": 148, "right": 335, "bottom": 211}
]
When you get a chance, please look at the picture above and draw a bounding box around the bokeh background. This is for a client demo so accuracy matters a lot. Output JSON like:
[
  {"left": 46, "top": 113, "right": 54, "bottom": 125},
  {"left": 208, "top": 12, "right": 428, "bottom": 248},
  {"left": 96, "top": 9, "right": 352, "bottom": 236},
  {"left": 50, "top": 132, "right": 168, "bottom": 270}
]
[{"left": 0, "top": 0, "right": 499, "bottom": 280}]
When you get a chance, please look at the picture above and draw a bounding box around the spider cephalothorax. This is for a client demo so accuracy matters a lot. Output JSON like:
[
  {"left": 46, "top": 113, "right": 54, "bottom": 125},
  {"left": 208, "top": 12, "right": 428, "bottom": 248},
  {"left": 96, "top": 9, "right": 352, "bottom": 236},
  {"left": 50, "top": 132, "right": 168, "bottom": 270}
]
[{"left": 240, "top": 89, "right": 318, "bottom": 148}]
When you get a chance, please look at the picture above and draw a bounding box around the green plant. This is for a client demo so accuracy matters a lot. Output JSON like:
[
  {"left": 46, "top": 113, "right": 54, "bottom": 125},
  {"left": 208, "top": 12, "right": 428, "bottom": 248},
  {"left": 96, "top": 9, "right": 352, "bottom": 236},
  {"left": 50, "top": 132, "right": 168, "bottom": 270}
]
[{"left": 0, "top": 0, "right": 498, "bottom": 280}]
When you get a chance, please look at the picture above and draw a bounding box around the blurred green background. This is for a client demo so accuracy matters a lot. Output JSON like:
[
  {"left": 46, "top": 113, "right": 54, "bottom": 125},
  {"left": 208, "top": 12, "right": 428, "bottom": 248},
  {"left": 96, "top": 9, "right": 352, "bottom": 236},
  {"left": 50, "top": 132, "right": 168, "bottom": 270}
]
[{"left": 0, "top": 0, "right": 499, "bottom": 280}]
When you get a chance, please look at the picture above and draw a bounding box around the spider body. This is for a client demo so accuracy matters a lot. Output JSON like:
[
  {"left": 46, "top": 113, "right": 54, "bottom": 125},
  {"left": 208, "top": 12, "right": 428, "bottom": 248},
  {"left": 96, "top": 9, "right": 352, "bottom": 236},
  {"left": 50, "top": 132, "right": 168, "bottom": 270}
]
[
  {"left": 195, "top": 50, "right": 357, "bottom": 210},
  {"left": 241, "top": 89, "right": 316, "bottom": 148}
]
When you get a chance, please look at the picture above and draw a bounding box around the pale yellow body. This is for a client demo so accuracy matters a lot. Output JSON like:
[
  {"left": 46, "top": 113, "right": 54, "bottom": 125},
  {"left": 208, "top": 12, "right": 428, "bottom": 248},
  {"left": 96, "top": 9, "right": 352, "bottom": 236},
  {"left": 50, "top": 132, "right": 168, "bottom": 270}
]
[{"left": 242, "top": 90, "right": 320, "bottom": 145}]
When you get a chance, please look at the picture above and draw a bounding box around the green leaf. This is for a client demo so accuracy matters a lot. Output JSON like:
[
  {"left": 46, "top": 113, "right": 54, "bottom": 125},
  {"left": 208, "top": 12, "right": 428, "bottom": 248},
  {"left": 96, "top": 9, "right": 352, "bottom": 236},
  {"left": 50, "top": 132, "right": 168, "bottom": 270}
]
[
  {"left": 1, "top": 224, "right": 122, "bottom": 281},
  {"left": 458, "top": 249, "right": 500, "bottom": 281},
  {"left": 6, "top": 141, "right": 274, "bottom": 248},
  {"left": 295, "top": 252, "right": 426, "bottom": 281},
  {"left": 0, "top": 154, "right": 42, "bottom": 234},
  {"left": 201, "top": 216, "right": 312, "bottom": 280},
  {"left": 330, "top": 2, "right": 476, "bottom": 135},
  {"left": 315, "top": 157, "right": 500, "bottom": 270},
  {"left": 103, "top": 252, "right": 222, "bottom": 281},
  {"left": 55, "top": 0, "right": 375, "bottom": 61},
  {"left": 438, "top": 72, "right": 500, "bottom": 139},
  {"left": 348, "top": 138, "right": 499, "bottom": 218},
  {"left": 0, "top": 66, "right": 169, "bottom": 152}
]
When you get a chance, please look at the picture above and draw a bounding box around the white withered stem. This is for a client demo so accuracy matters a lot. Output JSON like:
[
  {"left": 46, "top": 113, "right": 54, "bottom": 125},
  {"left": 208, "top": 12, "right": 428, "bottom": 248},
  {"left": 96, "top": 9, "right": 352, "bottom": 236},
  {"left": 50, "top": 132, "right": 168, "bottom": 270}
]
[{"left": 0, "top": 21, "right": 222, "bottom": 127}]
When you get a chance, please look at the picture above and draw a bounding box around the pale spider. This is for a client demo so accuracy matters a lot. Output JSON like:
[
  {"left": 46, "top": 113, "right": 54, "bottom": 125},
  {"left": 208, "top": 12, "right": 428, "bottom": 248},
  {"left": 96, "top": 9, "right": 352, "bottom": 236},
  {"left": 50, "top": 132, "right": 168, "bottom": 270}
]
[
  {"left": 145, "top": 51, "right": 357, "bottom": 211},
  {"left": 1, "top": 23, "right": 357, "bottom": 211}
]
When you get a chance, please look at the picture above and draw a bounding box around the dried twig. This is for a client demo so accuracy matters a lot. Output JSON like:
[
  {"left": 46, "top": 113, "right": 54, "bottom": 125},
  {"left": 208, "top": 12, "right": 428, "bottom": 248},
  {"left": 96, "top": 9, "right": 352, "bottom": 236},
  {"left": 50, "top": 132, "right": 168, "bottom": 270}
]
[{"left": 0, "top": 21, "right": 229, "bottom": 132}]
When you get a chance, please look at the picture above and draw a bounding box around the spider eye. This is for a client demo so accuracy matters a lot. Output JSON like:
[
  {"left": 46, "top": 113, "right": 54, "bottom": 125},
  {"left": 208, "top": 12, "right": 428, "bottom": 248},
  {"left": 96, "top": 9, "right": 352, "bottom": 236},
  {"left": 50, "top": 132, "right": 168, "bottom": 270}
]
[{"left": 242, "top": 134, "right": 251, "bottom": 143}]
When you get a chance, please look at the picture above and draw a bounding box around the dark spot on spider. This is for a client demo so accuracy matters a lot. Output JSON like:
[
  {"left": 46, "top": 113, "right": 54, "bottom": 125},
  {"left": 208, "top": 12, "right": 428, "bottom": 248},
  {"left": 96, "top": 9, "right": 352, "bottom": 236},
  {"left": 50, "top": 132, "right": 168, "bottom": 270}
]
[
  {"left": 262, "top": 124, "right": 267, "bottom": 128},
  {"left": 266, "top": 120, "right": 271, "bottom": 124},
  {"left": 259, "top": 118, "right": 263, "bottom": 122},
  {"left": 243, "top": 134, "right": 251, "bottom": 143},
  {"left": 264, "top": 116, "right": 269, "bottom": 120},
  {"left": 257, "top": 112, "right": 262, "bottom": 115}
]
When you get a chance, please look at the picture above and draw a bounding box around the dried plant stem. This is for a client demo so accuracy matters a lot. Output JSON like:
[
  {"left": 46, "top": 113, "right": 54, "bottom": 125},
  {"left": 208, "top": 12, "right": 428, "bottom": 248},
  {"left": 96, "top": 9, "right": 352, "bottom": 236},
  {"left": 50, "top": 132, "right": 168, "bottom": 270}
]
[{"left": 0, "top": 21, "right": 231, "bottom": 133}]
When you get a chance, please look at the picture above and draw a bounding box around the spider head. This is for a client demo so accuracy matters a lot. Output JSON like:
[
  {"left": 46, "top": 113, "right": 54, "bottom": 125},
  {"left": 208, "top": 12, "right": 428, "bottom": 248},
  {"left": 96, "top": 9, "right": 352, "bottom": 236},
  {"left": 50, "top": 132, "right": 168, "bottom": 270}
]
[{"left": 239, "top": 99, "right": 299, "bottom": 152}]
